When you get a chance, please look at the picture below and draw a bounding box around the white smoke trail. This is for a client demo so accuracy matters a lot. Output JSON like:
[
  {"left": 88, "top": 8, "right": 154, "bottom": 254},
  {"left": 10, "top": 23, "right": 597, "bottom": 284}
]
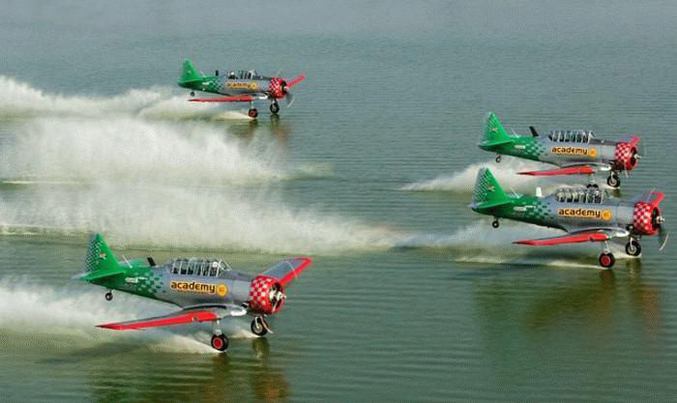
[
  {"left": 401, "top": 158, "right": 583, "bottom": 193},
  {"left": 0, "top": 116, "right": 292, "bottom": 184}
]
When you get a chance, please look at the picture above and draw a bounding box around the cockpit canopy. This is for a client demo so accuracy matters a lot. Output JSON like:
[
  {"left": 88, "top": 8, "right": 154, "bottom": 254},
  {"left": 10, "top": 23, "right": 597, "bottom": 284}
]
[
  {"left": 548, "top": 129, "right": 594, "bottom": 143},
  {"left": 168, "top": 258, "right": 232, "bottom": 277},
  {"left": 554, "top": 187, "right": 604, "bottom": 204},
  {"left": 228, "top": 69, "right": 261, "bottom": 80}
]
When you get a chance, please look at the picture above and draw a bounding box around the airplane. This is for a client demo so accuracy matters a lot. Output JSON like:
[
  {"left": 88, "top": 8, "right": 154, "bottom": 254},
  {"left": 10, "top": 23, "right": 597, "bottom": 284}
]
[
  {"left": 479, "top": 112, "right": 642, "bottom": 188},
  {"left": 469, "top": 168, "right": 668, "bottom": 269},
  {"left": 76, "top": 234, "right": 312, "bottom": 352},
  {"left": 177, "top": 59, "right": 305, "bottom": 118}
]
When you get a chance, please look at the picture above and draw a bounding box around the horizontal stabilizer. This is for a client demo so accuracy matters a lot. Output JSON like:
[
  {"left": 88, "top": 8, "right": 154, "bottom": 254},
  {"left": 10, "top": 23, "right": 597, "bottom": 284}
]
[
  {"left": 514, "top": 231, "right": 610, "bottom": 246},
  {"left": 81, "top": 268, "right": 127, "bottom": 282},
  {"left": 189, "top": 95, "right": 255, "bottom": 103},
  {"left": 519, "top": 166, "right": 596, "bottom": 176}
]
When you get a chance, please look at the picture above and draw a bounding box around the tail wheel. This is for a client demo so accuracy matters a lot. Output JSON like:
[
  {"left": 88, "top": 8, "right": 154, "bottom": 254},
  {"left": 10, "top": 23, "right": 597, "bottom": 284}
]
[
  {"left": 105, "top": 291, "right": 113, "bottom": 301},
  {"left": 598, "top": 252, "right": 616, "bottom": 269},
  {"left": 495, "top": 155, "right": 502, "bottom": 163},
  {"left": 625, "top": 239, "right": 641, "bottom": 256},
  {"left": 251, "top": 317, "right": 269, "bottom": 337},
  {"left": 270, "top": 102, "right": 280, "bottom": 115},
  {"left": 607, "top": 173, "right": 620, "bottom": 188},
  {"left": 248, "top": 108, "right": 258, "bottom": 118},
  {"left": 211, "top": 334, "right": 229, "bottom": 352},
  {"left": 492, "top": 219, "right": 500, "bottom": 229}
]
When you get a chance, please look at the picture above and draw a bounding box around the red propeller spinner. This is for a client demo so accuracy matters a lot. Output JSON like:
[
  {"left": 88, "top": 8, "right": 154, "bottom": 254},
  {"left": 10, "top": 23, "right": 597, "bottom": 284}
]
[
  {"left": 614, "top": 136, "right": 641, "bottom": 171},
  {"left": 268, "top": 74, "right": 306, "bottom": 105}
]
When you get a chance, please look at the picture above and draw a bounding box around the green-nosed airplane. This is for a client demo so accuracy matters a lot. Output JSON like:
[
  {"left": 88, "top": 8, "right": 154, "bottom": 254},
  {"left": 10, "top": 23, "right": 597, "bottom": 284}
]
[
  {"left": 469, "top": 168, "right": 668, "bottom": 269},
  {"left": 177, "top": 59, "right": 305, "bottom": 118},
  {"left": 76, "top": 234, "right": 312, "bottom": 352},
  {"left": 479, "top": 113, "right": 642, "bottom": 188}
]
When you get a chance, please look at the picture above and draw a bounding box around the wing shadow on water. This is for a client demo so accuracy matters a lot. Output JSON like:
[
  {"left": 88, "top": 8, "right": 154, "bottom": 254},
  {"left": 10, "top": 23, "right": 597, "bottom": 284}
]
[
  {"left": 471, "top": 258, "right": 663, "bottom": 390},
  {"left": 40, "top": 337, "right": 289, "bottom": 402}
]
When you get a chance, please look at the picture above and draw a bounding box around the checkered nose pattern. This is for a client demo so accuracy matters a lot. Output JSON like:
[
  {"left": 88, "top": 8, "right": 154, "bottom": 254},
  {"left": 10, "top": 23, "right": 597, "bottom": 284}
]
[
  {"left": 633, "top": 202, "right": 657, "bottom": 235},
  {"left": 614, "top": 142, "right": 638, "bottom": 171},
  {"left": 268, "top": 78, "right": 285, "bottom": 99},
  {"left": 249, "top": 275, "right": 284, "bottom": 314}
]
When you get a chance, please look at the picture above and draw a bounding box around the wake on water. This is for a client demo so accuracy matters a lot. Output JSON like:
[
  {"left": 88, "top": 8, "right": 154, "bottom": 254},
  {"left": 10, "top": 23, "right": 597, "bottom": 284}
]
[
  {"left": 0, "top": 116, "right": 292, "bottom": 184},
  {"left": 0, "top": 76, "right": 250, "bottom": 120},
  {"left": 395, "top": 221, "right": 632, "bottom": 268},
  {"left": 401, "top": 157, "right": 613, "bottom": 194},
  {"left": 0, "top": 279, "right": 255, "bottom": 353}
]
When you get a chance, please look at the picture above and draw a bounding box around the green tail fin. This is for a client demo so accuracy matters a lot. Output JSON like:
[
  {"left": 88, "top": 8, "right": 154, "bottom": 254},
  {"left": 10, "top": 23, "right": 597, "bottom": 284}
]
[
  {"left": 82, "top": 234, "right": 124, "bottom": 281},
  {"left": 471, "top": 168, "right": 512, "bottom": 209},
  {"left": 480, "top": 112, "right": 514, "bottom": 148},
  {"left": 178, "top": 59, "right": 204, "bottom": 85}
]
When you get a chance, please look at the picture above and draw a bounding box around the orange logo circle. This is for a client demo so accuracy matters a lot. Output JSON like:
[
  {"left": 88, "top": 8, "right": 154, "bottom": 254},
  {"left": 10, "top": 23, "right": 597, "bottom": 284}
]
[
  {"left": 216, "top": 284, "right": 228, "bottom": 297},
  {"left": 601, "top": 210, "right": 612, "bottom": 221}
]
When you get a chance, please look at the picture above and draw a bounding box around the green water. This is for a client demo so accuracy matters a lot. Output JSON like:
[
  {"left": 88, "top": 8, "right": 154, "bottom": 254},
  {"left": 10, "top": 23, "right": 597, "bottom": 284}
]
[{"left": 1, "top": 1, "right": 676, "bottom": 401}]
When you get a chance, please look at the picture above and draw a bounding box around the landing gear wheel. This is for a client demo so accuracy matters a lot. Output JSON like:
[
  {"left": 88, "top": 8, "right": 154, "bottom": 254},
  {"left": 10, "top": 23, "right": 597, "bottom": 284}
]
[
  {"left": 625, "top": 239, "right": 641, "bottom": 256},
  {"left": 105, "top": 291, "right": 113, "bottom": 301},
  {"left": 495, "top": 155, "right": 502, "bottom": 163},
  {"left": 269, "top": 102, "right": 280, "bottom": 115},
  {"left": 248, "top": 108, "right": 258, "bottom": 118},
  {"left": 211, "top": 334, "right": 229, "bottom": 352},
  {"left": 190, "top": 91, "right": 195, "bottom": 97},
  {"left": 491, "top": 219, "right": 500, "bottom": 229},
  {"left": 598, "top": 252, "right": 616, "bottom": 269},
  {"left": 251, "top": 317, "right": 268, "bottom": 337},
  {"left": 607, "top": 173, "right": 620, "bottom": 188}
]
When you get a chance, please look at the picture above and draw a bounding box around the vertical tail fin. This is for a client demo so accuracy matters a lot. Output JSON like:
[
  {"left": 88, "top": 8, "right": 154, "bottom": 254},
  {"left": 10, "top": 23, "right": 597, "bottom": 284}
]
[
  {"left": 83, "top": 233, "right": 120, "bottom": 274},
  {"left": 480, "top": 112, "right": 514, "bottom": 148},
  {"left": 471, "top": 168, "right": 512, "bottom": 209},
  {"left": 178, "top": 59, "right": 204, "bottom": 85}
]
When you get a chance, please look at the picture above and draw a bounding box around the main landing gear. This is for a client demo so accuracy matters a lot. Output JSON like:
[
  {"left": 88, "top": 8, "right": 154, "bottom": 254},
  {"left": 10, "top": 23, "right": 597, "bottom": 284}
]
[
  {"left": 607, "top": 172, "right": 620, "bottom": 188},
  {"left": 104, "top": 291, "right": 113, "bottom": 301},
  {"left": 248, "top": 100, "right": 258, "bottom": 119},
  {"left": 269, "top": 101, "right": 280, "bottom": 115},
  {"left": 211, "top": 320, "right": 229, "bottom": 352},
  {"left": 251, "top": 316, "right": 271, "bottom": 337},
  {"left": 495, "top": 154, "right": 502, "bottom": 163},
  {"left": 598, "top": 241, "right": 615, "bottom": 269},
  {"left": 491, "top": 219, "right": 500, "bottom": 228},
  {"left": 625, "top": 238, "right": 642, "bottom": 257}
]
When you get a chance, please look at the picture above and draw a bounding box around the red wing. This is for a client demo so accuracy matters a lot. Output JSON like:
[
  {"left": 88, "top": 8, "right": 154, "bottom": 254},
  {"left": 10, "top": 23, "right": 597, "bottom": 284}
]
[
  {"left": 261, "top": 257, "right": 313, "bottom": 287},
  {"left": 519, "top": 166, "right": 596, "bottom": 176},
  {"left": 189, "top": 95, "right": 255, "bottom": 103},
  {"left": 97, "top": 309, "right": 219, "bottom": 331},
  {"left": 514, "top": 230, "right": 610, "bottom": 246}
]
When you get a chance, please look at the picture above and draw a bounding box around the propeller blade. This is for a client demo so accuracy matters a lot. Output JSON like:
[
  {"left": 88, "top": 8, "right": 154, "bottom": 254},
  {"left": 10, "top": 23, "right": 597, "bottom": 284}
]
[
  {"left": 529, "top": 126, "right": 539, "bottom": 137},
  {"left": 285, "top": 74, "right": 305, "bottom": 89},
  {"left": 658, "top": 225, "right": 669, "bottom": 251},
  {"left": 285, "top": 92, "right": 295, "bottom": 108}
]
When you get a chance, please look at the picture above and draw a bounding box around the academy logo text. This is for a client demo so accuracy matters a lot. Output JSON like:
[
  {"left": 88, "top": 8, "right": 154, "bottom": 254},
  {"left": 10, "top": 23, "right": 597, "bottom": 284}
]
[
  {"left": 551, "top": 146, "right": 597, "bottom": 157},
  {"left": 171, "top": 281, "right": 228, "bottom": 296},
  {"left": 558, "top": 208, "right": 612, "bottom": 220},
  {"left": 227, "top": 82, "right": 258, "bottom": 90}
]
